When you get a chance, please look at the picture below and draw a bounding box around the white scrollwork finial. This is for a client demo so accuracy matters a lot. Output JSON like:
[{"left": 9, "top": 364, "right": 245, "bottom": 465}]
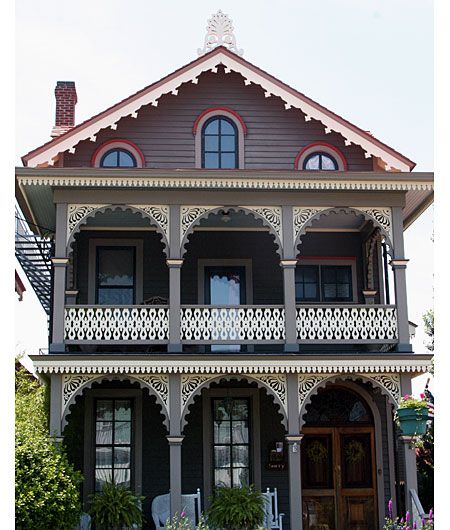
[{"left": 198, "top": 10, "right": 244, "bottom": 56}]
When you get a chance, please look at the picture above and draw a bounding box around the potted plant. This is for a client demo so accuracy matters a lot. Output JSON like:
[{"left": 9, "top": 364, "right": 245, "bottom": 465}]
[
  {"left": 206, "top": 485, "right": 265, "bottom": 530},
  {"left": 396, "top": 394, "right": 429, "bottom": 436},
  {"left": 89, "top": 481, "right": 144, "bottom": 530}
]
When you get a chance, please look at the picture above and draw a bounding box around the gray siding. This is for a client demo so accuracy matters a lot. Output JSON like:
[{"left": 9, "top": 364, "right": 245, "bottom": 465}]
[{"left": 64, "top": 67, "right": 373, "bottom": 171}]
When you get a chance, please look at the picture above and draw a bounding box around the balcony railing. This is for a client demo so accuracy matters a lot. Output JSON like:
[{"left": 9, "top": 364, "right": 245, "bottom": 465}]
[
  {"left": 296, "top": 304, "right": 398, "bottom": 343},
  {"left": 63, "top": 304, "right": 398, "bottom": 346}
]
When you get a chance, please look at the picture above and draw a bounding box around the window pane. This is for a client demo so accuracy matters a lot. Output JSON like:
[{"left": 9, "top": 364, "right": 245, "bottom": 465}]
[
  {"left": 96, "top": 400, "right": 113, "bottom": 421},
  {"left": 96, "top": 422, "right": 113, "bottom": 445},
  {"left": 232, "top": 467, "right": 249, "bottom": 487},
  {"left": 336, "top": 283, "right": 351, "bottom": 298},
  {"left": 304, "top": 284, "right": 318, "bottom": 299},
  {"left": 232, "top": 400, "right": 248, "bottom": 420},
  {"left": 232, "top": 421, "right": 249, "bottom": 444},
  {"left": 214, "top": 400, "right": 231, "bottom": 421},
  {"left": 221, "top": 153, "right": 236, "bottom": 169},
  {"left": 205, "top": 119, "right": 219, "bottom": 134},
  {"left": 221, "top": 135, "right": 236, "bottom": 151},
  {"left": 296, "top": 284, "right": 304, "bottom": 300},
  {"left": 96, "top": 447, "right": 112, "bottom": 468},
  {"left": 323, "top": 284, "right": 337, "bottom": 299},
  {"left": 97, "top": 249, "right": 134, "bottom": 286},
  {"left": 204, "top": 135, "right": 219, "bottom": 151},
  {"left": 304, "top": 154, "right": 320, "bottom": 170},
  {"left": 232, "top": 446, "right": 249, "bottom": 467},
  {"left": 118, "top": 150, "right": 136, "bottom": 167},
  {"left": 214, "top": 446, "right": 231, "bottom": 468},
  {"left": 101, "top": 151, "right": 118, "bottom": 167},
  {"left": 215, "top": 468, "right": 232, "bottom": 488},
  {"left": 114, "top": 468, "right": 131, "bottom": 489},
  {"left": 115, "top": 400, "right": 132, "bottom": 421},
  {"left": 95, "top": 468, "right": 112, "bottom": 490},
  {"left": 322, "top": 267, "right": 337, "bottom": 283},
  {"left": 97, "top": 288, "right": 134, "bottom": 305},
  {"left": 114, "top": 446, "right": 131, "bottom": 468},
  {"left": 214, "top": 421, "right": 231, "bottom": 443},
  {"left": 336, "top": 267, "right": 351, "bottom": 282},
  {"left": 302, "top": 266, "right": 319, "bottom": 283},
  {"left": 114, "top": 422, "right": 131, "bottom": 444},
  {"left": 220, "top": 119, "right": 235, "bottom": 135},
  {"left": 204, "top": 152, "right": 220, "bottom": 168},
  {"left": 321, "top": 154, "right": 337, "bottom": 170}
]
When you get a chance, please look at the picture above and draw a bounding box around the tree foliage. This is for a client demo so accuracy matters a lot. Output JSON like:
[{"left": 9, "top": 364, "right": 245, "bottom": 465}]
[
  {"left": 15, "top": 365, "right": 83, "bottom": 530},
  {"left": 423, "top": 309, "right": 434, "bottom": 355}
]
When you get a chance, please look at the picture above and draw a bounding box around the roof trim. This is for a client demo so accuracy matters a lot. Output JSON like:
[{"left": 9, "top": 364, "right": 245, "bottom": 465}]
[{"left": 22, "top": 47, "right": 415, "bottom": 171}]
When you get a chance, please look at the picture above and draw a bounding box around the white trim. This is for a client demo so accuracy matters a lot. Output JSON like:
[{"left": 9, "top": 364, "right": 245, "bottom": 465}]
[
  {"left": 92, "top": 141, "right": 144, "bottom": 168},
  {"left": 24, "top": 50, "right": 412, "bottom": 171},
  {"left": 297, "top": 144, "right": 346, "bottom": 171},
  {"left": 194, "top": 109, "right": 245, "bottom": 169}
]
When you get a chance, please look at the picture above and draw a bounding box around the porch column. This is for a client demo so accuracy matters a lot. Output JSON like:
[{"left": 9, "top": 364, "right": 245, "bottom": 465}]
[
  {"left": 50, "top": 202, "right": 68, "bottom": 353},
  {"left": 285, "top": 373, "right": 303, "bottom": 530},
  {"left": 390, "top": 207, "right": 412, "bottom": 352},
  {"left": 168, "top": 205, "right": 183, "bottom": 352},
  {"left": 49, "top": 373, "right": 63, "bottom": 439},
  {"left": 399, "top": 374, "right": 418, "bottom": 515},
  {"left": 281, "top": 206, "right": 299, "bottom": 352},
  {"left": 167, "top": 373, "right": 184, "bottom": 516}
]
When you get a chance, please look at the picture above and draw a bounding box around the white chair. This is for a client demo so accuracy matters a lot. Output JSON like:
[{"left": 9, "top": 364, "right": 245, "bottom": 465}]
[
  {"left": 262, "top": 488, "right": 284, "bottom": 530},
  {"left": 76, "top": 513, "right": 91, "bottom": 530},
  {"left": 151, "top": 489, "right": 202, "bottom": 530}
]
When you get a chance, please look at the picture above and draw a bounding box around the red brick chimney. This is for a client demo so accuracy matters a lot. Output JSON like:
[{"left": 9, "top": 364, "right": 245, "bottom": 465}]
[{"left": 51, "top": 81, "right": 77, "bottom": 137}]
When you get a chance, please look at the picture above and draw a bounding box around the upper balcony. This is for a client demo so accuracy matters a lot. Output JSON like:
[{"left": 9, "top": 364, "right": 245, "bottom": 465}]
[{"left": 54, "top": 204, "right": 405, "bottom": 354}]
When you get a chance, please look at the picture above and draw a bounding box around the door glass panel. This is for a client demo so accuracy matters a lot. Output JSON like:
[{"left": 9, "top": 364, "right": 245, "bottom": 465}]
[
  {"left": 341, "top": 434, "right": 373, "bottom": 488},
  {"left": 342, "top": 497, "right": 375, "bottom": 530},
  {"left": 302, "top": 435, "right": 333, "bottom": 489},
  {"left": 302, "top": 496, "right": 336, "bottom": 530}
]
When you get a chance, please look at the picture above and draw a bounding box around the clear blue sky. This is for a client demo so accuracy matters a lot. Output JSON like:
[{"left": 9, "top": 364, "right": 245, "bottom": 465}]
[{"left": 15, "top": 0, "right": 434, "bottom": 360}]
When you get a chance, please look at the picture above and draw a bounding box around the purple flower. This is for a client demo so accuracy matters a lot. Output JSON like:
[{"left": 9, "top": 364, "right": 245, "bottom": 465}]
[
  {"left": 405, "top": 526, "right": 410, "bottom": 530},
  {"left": 401, "top": 517, "right": 405, "bottom": 523},
  {"left": 181, "top": 511, "right": 185, "bottom": 518},
  {"left": 406, "top": 511, "right": 410, "bottom": 522},
  {"left": 429, "top": 508, "right": 433, "bottom": 520},
  {"left": 388, "top": 499, "right": 393, "bottom": 516},
  {"left": 414, "top": 522, "right": 417, "bottom": 529}
]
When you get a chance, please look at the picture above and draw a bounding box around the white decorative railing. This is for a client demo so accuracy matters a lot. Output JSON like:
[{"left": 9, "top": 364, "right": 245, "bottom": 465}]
[
  {"left": 181, "top": 305, "right": 285, "bottom": 343},
  {"left": 64, "top": 306, "right": 169, "bottom": 343},
  {"left": 296, "top": 305, "right": 398, "bottom": 343}
]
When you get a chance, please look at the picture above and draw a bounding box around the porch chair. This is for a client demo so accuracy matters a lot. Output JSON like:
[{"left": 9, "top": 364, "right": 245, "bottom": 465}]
[
  {"left": 262, "top": 488, "right": 284, "bottom": 530},
  {"left": 151, "top": 489, "right": 202, "bottom": 530},
  {"left": 75, "top": 512, "right": 91, "bottom": 530}
]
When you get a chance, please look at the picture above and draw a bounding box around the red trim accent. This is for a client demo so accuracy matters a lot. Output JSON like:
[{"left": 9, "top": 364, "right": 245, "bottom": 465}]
[
  {"left": 192, "top": 107, "right": 248, "bottom": 135},
  {"left": 297, "top": 256, "right": 356, "bottom": 260},
  {"left": 294, "top": 142, "right": 348, "bottom": 170},
  {"left": 90, "top": 139, "right": 145, "bottom": 167}
]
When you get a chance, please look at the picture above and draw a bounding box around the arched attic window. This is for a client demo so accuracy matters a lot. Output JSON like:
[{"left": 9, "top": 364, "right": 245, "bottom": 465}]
[
  {"left": 295, "top": 142, "right": 347, "bottom": 171},
  {"left": 193, "top": 108, "right": 246, "bottom": 169},
  {"left": 91, "top": 140, "right": 145, "bottom": 168}
]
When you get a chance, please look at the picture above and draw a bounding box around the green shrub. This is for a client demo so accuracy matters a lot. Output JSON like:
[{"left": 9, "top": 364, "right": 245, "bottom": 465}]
[
  {"left": 89, "top": 481, "right": 144, "bottom": 530},
  {"left": 15, "top": 366, "right": 83, "bottom": 530},
  {"left": 206, "top": 486, "right": 264, "bottom": 530}
]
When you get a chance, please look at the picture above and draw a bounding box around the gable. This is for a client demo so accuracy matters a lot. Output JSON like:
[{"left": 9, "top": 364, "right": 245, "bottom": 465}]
[
  {"left": 22, "top": 47, "right": 415, "bottom": 171},
  {"left": 64, "top": 67, "right": 373, "bottom": 171}
]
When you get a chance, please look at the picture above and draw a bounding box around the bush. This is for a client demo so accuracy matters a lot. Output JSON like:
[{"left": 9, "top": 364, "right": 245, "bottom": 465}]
[
  {"left": 206, "top": 485, "right": 264, "bottom": 530},
  {"left": 89, "top": 481, "right": 144, "bottom": 530},
  {"left": 15, "top": 365, "right": 83, "bottom": 530}
]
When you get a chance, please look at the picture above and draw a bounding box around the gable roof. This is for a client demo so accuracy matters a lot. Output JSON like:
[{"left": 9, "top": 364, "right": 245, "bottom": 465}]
[{"left": 22, "top": 46, "right": 415, "bottom": 171}]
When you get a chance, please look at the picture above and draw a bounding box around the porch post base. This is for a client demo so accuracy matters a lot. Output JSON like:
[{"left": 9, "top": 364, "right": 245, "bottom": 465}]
[
  {"left": 285, "top": 343, "right": 299, "bottom": 353},
  {"left": 396, "top": 343, "right": 413, "bottom": 353},
  {"left": 49, "top": 343, "right": 65, "bottom": 353},
  {"left": 167, "top": 435, "right": 184, "bottom": 516},
  {"left": 168, "top": 343, "right": 183, "bottom": 353}
]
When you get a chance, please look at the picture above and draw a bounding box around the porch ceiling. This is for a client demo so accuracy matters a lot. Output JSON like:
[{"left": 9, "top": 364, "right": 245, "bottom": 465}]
[{"left": 15, "top": 168, "right": 433, "bottom": 237}]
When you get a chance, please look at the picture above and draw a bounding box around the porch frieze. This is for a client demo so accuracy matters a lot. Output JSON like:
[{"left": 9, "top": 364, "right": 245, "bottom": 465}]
[{"left": 243, "top": 206, "right": 283, "bottom": 245}]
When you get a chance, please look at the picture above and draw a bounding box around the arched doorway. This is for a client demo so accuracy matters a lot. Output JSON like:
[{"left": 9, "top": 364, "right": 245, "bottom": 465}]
[{"left": 302, "top": 386, "right": 377, "bottom": 530}]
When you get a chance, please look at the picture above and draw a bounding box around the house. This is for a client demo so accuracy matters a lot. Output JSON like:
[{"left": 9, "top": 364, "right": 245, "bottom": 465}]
[{"left": 15, "top": 11, "right": 434, "bottom": 530}]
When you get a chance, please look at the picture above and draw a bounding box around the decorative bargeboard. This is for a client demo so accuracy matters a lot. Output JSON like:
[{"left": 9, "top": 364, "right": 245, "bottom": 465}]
[
  {"left": 64, "top": 306, "right": 169, "bottom": 342},
  {"left": 180, "top": 305, "right": 285, "bottom": 343},
  {"left": 296, "top": 305, "right": 398, "bottom": 342}
]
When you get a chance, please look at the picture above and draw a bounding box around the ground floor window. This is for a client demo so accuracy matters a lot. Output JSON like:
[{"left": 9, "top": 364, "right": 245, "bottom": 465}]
[
  {"left": 212, "top": 397, "right": 251, "bottom": 488},
  {"left": 95, "top": 398, "right": 133, "bottom": 490}
]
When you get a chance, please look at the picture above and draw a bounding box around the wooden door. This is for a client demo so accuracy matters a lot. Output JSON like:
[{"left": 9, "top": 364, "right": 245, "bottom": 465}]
[{"left": 302, "top": 427, "right": 377, "bottom": 530}]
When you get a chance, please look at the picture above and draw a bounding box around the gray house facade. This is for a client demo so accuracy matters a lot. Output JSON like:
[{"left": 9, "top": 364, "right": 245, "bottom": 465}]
[{"left": 16, "top": 16, "right": 433, "bottom": 530}]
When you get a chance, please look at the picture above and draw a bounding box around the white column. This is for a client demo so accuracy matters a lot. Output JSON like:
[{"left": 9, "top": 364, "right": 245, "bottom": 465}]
[{"left": 167, "top": 373, "right": 183, "bottom": 516}]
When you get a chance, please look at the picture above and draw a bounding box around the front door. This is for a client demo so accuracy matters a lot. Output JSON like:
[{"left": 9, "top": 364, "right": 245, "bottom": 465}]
[{"left": 301, "top": 427, "right": 377, "bottom": 530}]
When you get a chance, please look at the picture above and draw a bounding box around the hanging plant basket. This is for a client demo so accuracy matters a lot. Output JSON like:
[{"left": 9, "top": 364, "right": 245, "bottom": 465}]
[{"left": 397, "top": 406, "right": 429, "bottom": 436}]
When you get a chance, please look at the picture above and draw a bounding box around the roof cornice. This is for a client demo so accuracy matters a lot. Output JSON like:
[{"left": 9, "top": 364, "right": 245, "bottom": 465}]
[{"left": 22, "top": 47, "right": 415, "bottom": 171}]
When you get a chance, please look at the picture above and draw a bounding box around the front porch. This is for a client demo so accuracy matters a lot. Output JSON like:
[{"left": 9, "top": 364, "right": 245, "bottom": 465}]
[{"left": 34, "top": 354, "right": 431, "bottom": 530}]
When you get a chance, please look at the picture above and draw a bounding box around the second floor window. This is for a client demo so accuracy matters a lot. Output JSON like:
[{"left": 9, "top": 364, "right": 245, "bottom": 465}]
[
  {"left": 202, "top": 117, "right": 238, "bottom": 169},
  {"left": 96, "top": 246, "right": 136, "bottom": 305},
  {"left": 295, "top": 264, "right": 353, "bottom": 302},
  {"left": 100, "top": 148, "right": 137, "bottom": 168},
  {"left": 303, "top": 152, "right": 338, "bottom": 170}
]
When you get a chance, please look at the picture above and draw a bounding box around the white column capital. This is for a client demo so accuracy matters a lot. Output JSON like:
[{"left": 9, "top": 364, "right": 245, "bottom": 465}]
[
  {"left": 389, "top": 259, "right": 409, "bottom": 268},
  {"left": 166, "top": 259, "right": 184, "bottom": 268},
  {"left": 280, "top": 259, "right": 298, "bottom": 268}
]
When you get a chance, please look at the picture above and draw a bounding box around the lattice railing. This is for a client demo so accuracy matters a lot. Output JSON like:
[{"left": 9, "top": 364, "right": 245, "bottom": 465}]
[
  {"left": 64, "top": 306, "right": 169, "bottom": 343},
  {"left": 296, "top": 305, "right": 398, "bottom": 343},
  {"left": 181, "top": 305, "right": 285, "bottom": 343}
]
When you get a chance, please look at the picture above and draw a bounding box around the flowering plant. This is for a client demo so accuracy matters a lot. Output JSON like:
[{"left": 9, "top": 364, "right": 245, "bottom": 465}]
[
  {"left": 398, "top": 394, "right": 428, "bottom": 410},
  {"left": 383, "top": 500, "right": 434, "bottom": 529}
]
